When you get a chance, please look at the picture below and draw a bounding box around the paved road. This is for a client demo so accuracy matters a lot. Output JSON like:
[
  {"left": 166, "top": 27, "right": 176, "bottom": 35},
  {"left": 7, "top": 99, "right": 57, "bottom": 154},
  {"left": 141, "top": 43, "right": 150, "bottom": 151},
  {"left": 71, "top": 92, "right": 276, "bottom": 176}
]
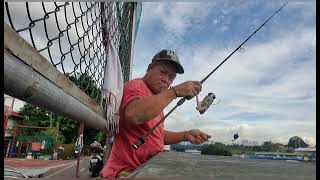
[
  {"left": 43, "top": 156, "right": 93, "bottom": 178},
  {"left": 5, "top": 156, "right": 102, "bottom": 178}
]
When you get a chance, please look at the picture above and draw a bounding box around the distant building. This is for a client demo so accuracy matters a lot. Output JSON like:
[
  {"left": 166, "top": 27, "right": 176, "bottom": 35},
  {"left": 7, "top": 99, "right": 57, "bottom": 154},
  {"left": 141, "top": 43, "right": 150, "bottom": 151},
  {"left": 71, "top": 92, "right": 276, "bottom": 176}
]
[
  {"left": 294, "top": 147, "right": 316, "bottom": 154},
  {"left": 4, "top": 94, "right": 25, "bottom": 137},
  {"left": 273, "top": 143, "right": 286, "bottom": 150},
  {"left": 5, "top": 111, "right": 22, "bottom": 137},
  {"left": 185, "top": 149, "right": 201, "bottom": 154},
  {"left": 163, "top": 145, "right": 171, "bottom": 151},
  {"left": 4, "top": 94, "right": 25, "bottom": 158}
]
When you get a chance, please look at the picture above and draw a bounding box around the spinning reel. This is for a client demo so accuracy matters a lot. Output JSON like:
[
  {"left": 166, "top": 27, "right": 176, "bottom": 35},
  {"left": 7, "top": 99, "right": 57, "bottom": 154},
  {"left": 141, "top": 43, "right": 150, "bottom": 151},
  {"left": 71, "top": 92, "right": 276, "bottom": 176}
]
[{"left": 195, "top": 92, "right": 220, "bottom": 114}]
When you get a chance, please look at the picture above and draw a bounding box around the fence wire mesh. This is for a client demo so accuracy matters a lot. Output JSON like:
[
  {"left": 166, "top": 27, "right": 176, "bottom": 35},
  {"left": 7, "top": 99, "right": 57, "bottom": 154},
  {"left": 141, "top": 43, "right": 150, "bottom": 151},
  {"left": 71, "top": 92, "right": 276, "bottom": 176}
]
[{"left": 4, "top": 2, "right": 136, "bottom": 104}]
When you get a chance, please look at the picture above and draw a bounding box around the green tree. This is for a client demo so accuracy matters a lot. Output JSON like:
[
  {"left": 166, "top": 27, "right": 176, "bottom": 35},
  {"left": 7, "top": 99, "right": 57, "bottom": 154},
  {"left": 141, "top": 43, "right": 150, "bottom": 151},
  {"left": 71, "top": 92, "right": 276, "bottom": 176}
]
[
  {"left": 39, "top": 129, "right": 65, "bottom": 145},
  {"left": 67, "top": 72, "right": 104, "bottom": 145},
  {"left": 288, "top": 136, "right": 308, "bottom": 148},
  {"left": 20, "top": 104, "right": 50, "bottom": 127},
  {"left": 201, "top": 143, "right": 232, "bottom": 156},
  {"left": 19, "top": 72, "right": 104, "bottom": 145},
  {"left": 57, "top": 115, "right": 79, "bottom": 144},
  {"left": 19, "top": 104, "right": 78, "bottom": 144},
  {"left": 67, "top": 72, "right": 101, "bottom": 103}
]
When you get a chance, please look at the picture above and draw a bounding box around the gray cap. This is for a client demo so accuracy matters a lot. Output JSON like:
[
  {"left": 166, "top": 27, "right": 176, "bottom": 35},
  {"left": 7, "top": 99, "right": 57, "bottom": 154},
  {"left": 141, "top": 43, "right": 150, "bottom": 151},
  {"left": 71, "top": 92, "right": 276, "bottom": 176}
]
[{"left": 152, "top": 49, "right": 184, "bottom": 74}]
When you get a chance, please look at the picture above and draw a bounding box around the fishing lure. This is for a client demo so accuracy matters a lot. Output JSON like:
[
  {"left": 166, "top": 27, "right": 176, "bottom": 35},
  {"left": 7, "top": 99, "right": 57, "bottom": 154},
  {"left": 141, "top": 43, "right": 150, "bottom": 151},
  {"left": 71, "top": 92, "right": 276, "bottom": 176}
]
[{"left": 232, "top": 132, "right": 239, "bottom": 141}]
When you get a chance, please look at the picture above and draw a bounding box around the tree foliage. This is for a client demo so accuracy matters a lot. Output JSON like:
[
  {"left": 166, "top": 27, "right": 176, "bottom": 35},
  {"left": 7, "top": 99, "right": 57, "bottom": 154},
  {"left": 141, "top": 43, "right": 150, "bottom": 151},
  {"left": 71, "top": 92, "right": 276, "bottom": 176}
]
[
  {"left": 18, "top": 72, "right": 104, "bottom": 145},
  {"left": 68, "top": 72, "right": 104, "bottom": 145},
  {"left": 201, "top": 143, "right": 232, "bottom": 156},
  {"left": 19, "top": 104, "right": 51, "bottom": 128},
  {"left": 19, "top": 104, "right": 78, "bottom": 144},
  {"left": 288, "top": 136, "right": 308, "bottom": 148},
  {"left": 170, "top": 143, "right": 202, "bottom": 151},
  {"left": 67, "top": 72, "right": 101, "bottom": 103}
]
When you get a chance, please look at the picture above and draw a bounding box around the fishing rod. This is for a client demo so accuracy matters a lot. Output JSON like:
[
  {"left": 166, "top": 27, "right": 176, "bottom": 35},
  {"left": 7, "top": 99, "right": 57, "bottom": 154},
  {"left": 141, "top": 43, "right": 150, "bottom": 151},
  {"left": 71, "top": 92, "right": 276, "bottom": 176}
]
[{"left": 132, "top": 1, "right": 288, "bottom": 150}]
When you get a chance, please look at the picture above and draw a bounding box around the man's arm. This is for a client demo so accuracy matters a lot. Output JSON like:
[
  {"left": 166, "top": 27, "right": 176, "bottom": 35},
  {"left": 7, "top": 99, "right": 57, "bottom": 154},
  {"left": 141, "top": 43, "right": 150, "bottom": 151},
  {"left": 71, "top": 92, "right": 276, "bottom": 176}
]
[
  {"left": 125, "top": 81, "right": 202, "bottom": 126},
  {"left": 164, "top": 129, "right": 211, "bottom": 145},
  {"left": 125, "top": 88, "right": 176, "bottom": 126},
  {"left": 164, "top": 130, "right": 186, "bottom": 145}
]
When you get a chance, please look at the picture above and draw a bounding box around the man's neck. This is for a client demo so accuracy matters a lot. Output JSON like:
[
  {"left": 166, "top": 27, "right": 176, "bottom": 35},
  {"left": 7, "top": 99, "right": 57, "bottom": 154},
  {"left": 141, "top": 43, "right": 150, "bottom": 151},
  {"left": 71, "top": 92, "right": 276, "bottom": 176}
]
[{"left": 142, "top": 76, "right": 156, "bottom": 95}]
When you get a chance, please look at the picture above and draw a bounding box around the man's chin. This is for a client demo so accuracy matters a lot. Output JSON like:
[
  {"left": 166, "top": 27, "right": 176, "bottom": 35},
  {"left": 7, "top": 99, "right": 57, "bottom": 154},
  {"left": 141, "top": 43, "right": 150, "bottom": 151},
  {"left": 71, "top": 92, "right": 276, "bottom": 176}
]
[
  {"left": 154, "top": 87, "right": 167, "bottom": 94},
  {"left": 160, "top": 87, "right": 169, "bottom": 92}
]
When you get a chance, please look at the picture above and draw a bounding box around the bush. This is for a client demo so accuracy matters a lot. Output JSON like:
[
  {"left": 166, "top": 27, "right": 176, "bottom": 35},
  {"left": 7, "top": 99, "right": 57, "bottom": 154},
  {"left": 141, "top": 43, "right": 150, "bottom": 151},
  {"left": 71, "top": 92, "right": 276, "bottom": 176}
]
[
  {"left": 201, "top": 143, "right": 232, "bottom": 156},
  {"left": 60, "top": 144, "right": 75, "bottom": 160}
]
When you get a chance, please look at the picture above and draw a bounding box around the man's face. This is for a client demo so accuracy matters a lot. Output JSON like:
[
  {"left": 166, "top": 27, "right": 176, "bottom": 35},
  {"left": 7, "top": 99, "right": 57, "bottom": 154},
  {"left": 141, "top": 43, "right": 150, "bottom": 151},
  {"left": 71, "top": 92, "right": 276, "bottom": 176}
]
[{"left": 145, "top": 61, "right": 177, "bottom": 94}]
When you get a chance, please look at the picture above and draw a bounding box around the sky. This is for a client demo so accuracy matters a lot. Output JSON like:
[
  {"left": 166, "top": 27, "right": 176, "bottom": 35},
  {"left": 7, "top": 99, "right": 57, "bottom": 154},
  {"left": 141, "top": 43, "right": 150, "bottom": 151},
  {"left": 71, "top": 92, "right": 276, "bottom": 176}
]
[
  {"left": 131, "top": 1, "right": 316, "bottom": 146},
  {"left": 4, "top": 1, "right": 316, "bottom": 146}
]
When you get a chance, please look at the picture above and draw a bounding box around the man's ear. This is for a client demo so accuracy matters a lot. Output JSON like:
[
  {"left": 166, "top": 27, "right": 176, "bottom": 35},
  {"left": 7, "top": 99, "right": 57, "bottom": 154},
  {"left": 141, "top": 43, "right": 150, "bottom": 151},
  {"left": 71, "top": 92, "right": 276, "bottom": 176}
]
[{"left": 145, "top": 64, "right": 153, "bottom": 76}]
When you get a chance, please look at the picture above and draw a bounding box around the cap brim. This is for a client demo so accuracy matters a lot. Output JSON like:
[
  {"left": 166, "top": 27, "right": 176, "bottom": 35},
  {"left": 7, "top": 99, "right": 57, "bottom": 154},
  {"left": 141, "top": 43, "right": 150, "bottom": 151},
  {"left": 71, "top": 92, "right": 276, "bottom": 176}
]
[{"left": 174, "top": 63, "right": 184, "bottom": 74}]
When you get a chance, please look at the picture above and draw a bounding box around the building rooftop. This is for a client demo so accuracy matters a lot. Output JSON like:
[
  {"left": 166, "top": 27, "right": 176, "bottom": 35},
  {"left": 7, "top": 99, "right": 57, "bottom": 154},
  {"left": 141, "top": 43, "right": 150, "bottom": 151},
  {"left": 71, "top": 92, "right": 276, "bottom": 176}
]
[{"left": 129, "top": 151, "right": 315, "bottom": 180}]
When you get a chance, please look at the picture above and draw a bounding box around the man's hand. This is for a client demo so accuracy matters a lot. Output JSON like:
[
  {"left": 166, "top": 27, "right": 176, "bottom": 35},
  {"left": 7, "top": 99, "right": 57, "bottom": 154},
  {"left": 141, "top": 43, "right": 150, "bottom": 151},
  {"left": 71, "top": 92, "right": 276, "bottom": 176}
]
[
  {"left": 183, "top": 129, "right": 211, "bottom": 144},
  {"left": 173, "top": 81, "right": 202, "bottom": 99}
]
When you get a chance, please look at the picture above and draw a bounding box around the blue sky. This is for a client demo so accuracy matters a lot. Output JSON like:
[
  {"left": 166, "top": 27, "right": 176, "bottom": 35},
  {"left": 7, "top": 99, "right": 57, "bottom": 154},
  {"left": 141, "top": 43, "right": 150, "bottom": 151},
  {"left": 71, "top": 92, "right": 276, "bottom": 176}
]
[
  {"left": 4, "top": 1, "right": 315, "bottom": 146},
  {"left": 131, "top": 1, "right": 316, "bottom": 145}
]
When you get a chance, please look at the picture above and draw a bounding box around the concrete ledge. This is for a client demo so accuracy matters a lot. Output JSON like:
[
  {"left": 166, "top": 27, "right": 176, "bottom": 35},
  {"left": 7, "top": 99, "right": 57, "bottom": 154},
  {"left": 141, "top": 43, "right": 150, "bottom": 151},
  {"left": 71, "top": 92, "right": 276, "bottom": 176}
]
[{"left": 130, "top": 151, "right": 316, "bottom": 179}]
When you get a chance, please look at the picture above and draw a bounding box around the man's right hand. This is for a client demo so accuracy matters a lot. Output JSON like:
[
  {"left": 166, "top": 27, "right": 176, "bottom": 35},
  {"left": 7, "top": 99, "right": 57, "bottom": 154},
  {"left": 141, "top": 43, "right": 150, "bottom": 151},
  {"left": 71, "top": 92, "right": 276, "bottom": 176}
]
[{"left": 173, "top": 81, "right": 202, "bottom": 99}]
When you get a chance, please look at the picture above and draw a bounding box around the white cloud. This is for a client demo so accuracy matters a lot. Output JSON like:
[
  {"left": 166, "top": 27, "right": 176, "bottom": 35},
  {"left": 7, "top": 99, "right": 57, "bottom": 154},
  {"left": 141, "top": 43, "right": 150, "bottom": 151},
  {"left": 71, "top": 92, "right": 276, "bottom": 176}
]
[
  {"left": 141, "top": 2, "right": 214, "bottom": 36},
  {"left": 176, "top": 26, "right": 315, "bottom": 107},
  {"left": 165, "top": 110, "right": 316, "bottom": 146},
  {"left": 157, "top": 5, "right": 316, "bottom": 146},
  {"left": 136, "top": 1, "right": 316, "bottom": 147}
]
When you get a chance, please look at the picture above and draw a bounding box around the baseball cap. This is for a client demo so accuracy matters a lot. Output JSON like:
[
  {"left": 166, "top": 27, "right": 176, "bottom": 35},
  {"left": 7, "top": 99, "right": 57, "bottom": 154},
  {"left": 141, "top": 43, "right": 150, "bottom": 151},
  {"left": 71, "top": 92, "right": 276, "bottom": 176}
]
[{"left": 151, "top": 49, "right": 184, "bottom": 74}]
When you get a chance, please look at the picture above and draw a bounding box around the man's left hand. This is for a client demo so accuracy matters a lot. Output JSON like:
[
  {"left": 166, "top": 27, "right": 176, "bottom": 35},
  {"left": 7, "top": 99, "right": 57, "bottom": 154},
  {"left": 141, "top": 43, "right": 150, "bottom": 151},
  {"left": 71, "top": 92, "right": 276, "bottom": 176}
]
[{"left": 183, "top": 129, "right": 211, "bottom": 144}]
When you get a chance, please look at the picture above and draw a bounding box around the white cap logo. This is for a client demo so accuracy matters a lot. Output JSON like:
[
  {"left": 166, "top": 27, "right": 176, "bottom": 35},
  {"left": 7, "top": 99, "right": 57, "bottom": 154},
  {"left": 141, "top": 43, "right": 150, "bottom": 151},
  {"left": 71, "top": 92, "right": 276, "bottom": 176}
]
[{"left": 166, "top": 50, "right": 176, "bottom": 60}]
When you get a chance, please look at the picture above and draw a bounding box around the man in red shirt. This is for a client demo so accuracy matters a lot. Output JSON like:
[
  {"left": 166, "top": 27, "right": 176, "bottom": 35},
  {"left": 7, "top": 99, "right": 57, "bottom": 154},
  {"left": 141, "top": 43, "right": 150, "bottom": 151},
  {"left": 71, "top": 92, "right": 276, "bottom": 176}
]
[{"left": 102, "top": 49, "right": 211, "bottom": 178}]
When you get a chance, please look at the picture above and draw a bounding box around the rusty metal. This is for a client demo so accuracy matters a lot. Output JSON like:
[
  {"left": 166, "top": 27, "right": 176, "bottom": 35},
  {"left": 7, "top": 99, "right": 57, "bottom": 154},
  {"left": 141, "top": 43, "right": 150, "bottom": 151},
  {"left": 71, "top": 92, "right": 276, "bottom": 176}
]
[{"left": 104, "top": 128, "right": 111, "bottom": 162}]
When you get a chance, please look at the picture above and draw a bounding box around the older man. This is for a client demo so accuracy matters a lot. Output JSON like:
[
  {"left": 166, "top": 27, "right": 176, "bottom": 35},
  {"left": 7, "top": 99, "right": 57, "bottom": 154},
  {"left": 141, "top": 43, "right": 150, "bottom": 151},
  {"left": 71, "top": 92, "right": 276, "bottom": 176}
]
[{"left": 102, "top": 49, "right": 211, "bottom": 178}]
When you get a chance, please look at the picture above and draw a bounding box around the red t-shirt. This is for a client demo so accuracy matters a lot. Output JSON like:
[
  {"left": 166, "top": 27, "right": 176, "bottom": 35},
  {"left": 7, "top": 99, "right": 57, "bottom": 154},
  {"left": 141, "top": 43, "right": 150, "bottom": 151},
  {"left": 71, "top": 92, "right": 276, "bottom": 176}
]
[{"left": 102, "top": 78, "right": 164, "bottom": 178}]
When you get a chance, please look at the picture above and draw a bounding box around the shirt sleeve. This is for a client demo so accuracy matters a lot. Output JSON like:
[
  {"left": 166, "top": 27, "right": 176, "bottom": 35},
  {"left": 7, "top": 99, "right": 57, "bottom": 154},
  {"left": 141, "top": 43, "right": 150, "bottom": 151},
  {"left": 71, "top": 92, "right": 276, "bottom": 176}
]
[{"left": 120, "top": 80, "right": 148, "bottom": 112}]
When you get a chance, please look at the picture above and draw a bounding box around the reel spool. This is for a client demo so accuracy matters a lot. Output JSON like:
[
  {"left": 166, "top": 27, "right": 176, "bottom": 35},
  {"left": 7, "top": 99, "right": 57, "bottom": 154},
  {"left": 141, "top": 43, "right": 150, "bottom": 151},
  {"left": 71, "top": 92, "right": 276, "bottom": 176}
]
[{"left": 196, "top": 92, "right": 220, "bottom": 114}]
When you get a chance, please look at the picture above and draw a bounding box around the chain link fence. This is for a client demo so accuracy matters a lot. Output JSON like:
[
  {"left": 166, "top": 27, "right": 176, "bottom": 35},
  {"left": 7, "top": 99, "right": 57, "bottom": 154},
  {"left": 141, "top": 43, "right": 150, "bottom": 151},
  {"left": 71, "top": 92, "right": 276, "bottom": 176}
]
[{"left": 4, "top": 2, "right": 140, "bottom": 103}]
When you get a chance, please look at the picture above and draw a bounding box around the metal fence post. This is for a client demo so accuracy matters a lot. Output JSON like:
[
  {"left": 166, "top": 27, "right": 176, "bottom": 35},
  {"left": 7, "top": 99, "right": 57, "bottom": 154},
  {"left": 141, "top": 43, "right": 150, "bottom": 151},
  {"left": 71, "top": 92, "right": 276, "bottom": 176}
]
[
  {"left": 104, "top": 128, "right": 112, "bottom": 163},
  {"left": 76, "top": 122, "right": 84, "bottom": 178}
]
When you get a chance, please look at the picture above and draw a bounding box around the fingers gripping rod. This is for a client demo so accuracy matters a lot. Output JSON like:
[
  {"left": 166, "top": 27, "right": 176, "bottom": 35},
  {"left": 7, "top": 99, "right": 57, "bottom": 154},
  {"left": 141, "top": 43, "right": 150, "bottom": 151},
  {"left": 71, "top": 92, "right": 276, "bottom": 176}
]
[{"left": 132, "top": 2, "right": 288, "bottom": 150}]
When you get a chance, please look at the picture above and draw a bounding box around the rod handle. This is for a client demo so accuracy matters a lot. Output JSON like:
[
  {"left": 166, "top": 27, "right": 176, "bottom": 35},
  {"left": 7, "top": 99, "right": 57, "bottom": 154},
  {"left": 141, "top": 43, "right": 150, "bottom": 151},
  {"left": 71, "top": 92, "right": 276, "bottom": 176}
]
[
  {"left": 177, "top": 97, "right": 187, "bottom": 106},
  {"left": 132, "top": 136, "right": 145, "bottom": 150}
]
